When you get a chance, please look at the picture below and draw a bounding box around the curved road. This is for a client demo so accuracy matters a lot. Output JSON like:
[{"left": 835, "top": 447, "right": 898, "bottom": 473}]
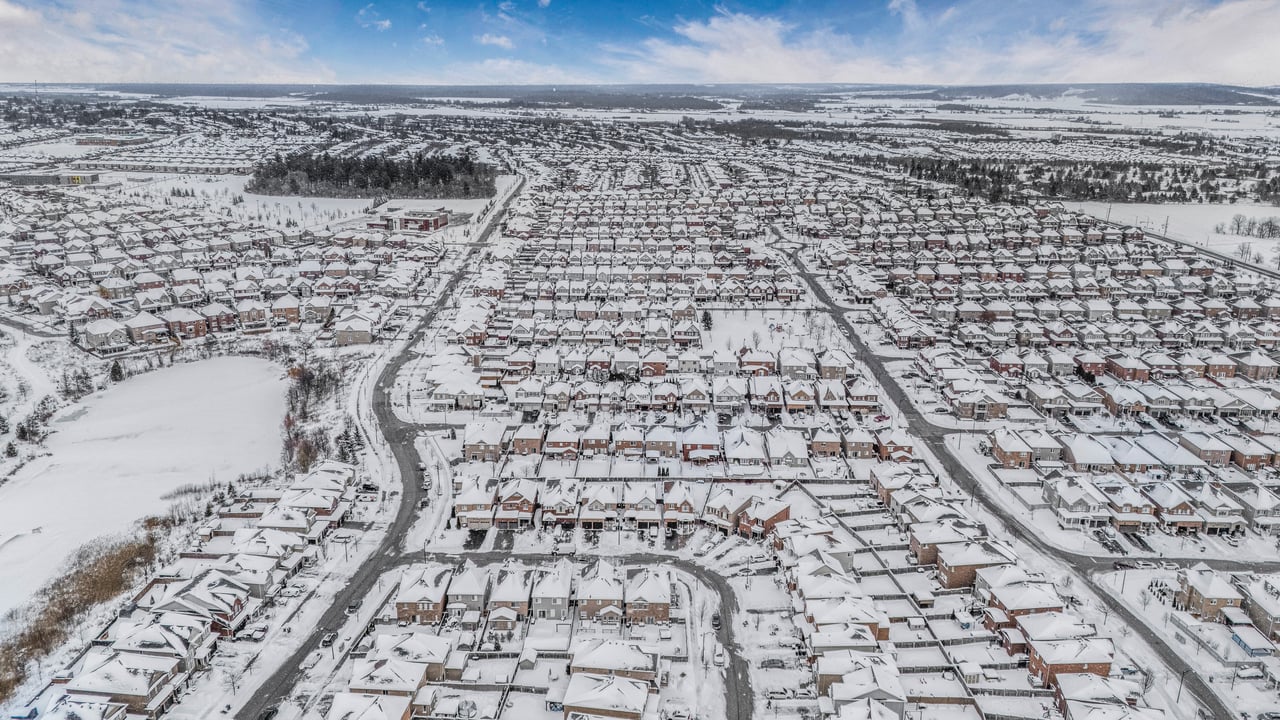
[
  {"left": 238, "top": 179, "right": 523, "bottom": 720},
  {"left": 240, "top": 177, "right": 752, "bottom": 720},
  {"left": 415, "top": 549, "right": 753, "bottom": 720},
  {"left": 779, "top": 237, "right": 1240, "bottom": 720}
]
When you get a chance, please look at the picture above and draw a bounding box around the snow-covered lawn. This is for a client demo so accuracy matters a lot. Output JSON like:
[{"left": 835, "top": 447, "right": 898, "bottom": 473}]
[
  {"left": 705, "top": 309, "right": 849, "bottom": 353},
  {"left": 0, "top": 357, "right": 286, "bottom": 618}
]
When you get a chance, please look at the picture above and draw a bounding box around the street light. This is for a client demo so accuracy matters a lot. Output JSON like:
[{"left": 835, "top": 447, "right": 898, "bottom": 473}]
[{"left": 1176, "top": 668, "right": 1193, "bottom": 703}]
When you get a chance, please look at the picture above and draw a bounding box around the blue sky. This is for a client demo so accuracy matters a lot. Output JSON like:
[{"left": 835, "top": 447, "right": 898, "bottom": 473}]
[{"left": 0, "top": 0, "right": 1277, "bottom": 86}]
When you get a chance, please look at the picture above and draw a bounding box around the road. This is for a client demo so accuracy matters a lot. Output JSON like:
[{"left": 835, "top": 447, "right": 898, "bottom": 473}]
[
  {"left": 415, "top": 549, "right": 753, "bottom": 720},
  {"left": 238, "top": 174, "right": 755, "bottom": 720},
  {"left": 1096, "top": 218, "right": 1280, "bottom": 283},
  {"left": 237, "top": 178, "right": 524, "bottom": 720},
  {"left": 778, "top": 238, "right": 1239, "bottom": 720}
]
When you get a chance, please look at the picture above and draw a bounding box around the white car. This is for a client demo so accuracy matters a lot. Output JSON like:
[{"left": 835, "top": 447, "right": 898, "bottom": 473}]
[{"left": 713, "top": 646, "right": 726, "bottom": 666}]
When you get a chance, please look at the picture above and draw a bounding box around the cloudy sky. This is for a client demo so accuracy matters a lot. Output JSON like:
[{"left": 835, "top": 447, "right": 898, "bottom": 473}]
[{"left": 0, "top": 0, "right": 1276, "bottom": 86}]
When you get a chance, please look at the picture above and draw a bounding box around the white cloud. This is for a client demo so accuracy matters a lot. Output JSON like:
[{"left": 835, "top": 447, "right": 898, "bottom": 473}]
[
  {"left": 0, "top": 0, "right": 333, "bottom": 83},
  {"left": 356, "top": 4, "right": 391, "bottom": 31},
  {"left": 476, "top": 33, "right": 515, "bottom": 49},
  {"left": 421, "top": 33, "right": 444, "bottom": 47},
  {"left": 604, "top": 0, "right": 1280, "bottom": 86},
  {"left": 421, "top": 57, "right": 592, "bottom": 84},
  {"left": 538, "top": 0, "right": 551, "bottom": 7},
  {"left": 887, "top": 0, "right": 923, "bottom": 33}
]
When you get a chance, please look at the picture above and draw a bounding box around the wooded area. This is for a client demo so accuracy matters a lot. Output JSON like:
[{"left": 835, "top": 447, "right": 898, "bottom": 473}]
[{"left": 246, "top": 151, "right": 497, "bottom": 199}]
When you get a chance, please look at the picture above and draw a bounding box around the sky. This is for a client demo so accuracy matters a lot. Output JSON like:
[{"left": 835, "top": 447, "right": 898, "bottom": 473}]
[{"left": 0, "top": 0, "right": 1277, "bottom": 86}]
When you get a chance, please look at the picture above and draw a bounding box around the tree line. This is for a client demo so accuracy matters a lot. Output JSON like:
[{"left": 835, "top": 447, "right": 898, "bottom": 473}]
[
  {"left": 1216, "top": 213, "right": 1280, "bottom": 239},
  {"left": 246, "top": 151, "right": 497, "bottom": 199}
]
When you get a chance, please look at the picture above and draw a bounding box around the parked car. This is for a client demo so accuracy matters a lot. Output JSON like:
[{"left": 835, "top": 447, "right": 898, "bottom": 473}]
[
  {"left": 711, "top": 613, "right": 722, "bottom": 630},
  {"left": 320, "top": 632, "right": 337, "bottom": 647}
]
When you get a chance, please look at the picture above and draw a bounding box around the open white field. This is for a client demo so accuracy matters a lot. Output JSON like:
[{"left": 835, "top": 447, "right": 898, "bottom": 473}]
[
  {"left": 0, "top": 357, "right": 287, "bottom": 619},
  {"left": 1069, "top": 200, "right": 1280, "bottom": 263},
  {"left": 0, "top": 140, "right": 100, "bottom": 161},
  {"left": 94, "top": 171, "right": 518, "bottom": 232},
  {"left": 704, "top": 309, "right": 847, "bottom": 353}
]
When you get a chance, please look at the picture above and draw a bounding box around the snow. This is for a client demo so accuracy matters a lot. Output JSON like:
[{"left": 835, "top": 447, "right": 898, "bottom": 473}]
[
  {"left": 0, "top": 140, "right": 100, "bottom": 160},
  {"left": 97, "top": 171, "right": 521, "bottom": 234},
  {"left": 0, "top": 357, "right": 286, "bottom": 619},
  {"left": 704, "top": 309, "right": 847, "bottom": 353},
  {"left": 1068, "top": 200, "right": 1280, "bottom": 263},
  {"left": 1095, "top": 569, "right": 1280, "bottom": 719}
]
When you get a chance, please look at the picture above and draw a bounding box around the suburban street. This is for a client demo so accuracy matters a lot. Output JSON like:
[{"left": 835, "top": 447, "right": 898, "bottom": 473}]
[
  {"left": 780, "top": 240, "right": 1240, "bottom": 720},
  {"left": 237, "top": 179, "right": 524, "bottom": 720},
  {"left": 415, "top": 549, "right": 753, "bottom": 720}
]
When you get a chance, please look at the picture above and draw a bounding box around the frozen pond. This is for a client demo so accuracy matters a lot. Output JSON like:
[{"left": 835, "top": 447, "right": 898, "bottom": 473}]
[{"left": 0, "top": 356, "right": 287, "bottom": 619}]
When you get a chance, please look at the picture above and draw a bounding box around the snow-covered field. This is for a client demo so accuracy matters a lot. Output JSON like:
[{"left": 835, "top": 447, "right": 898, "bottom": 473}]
[
  {"left": 0, "top": 140, "right": 99, "bottom": 160},
  {"left": 96, "top": 172, "right": 519, "bottom": 233},
  {"left": 0, "top": 357, "right": 286, "bottom": 619},
  {"left": 704, "top": 309, "right": 846, "bottom": 353},
  {"left": 1069, "top": 200, "right": 1280, "bottom": 263}
]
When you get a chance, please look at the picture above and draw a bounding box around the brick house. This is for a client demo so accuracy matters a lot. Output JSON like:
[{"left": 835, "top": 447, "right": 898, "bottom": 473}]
[
  {"left": 1175, "top": 564, "right": 1243, "bottom": 621},
  {"left": 1028, "top": 637, "right": 1114, "bottom": 687},
  {"left": 936, "top": 541, "right": 1017, "bottom": 589},
  {"left": 578, "top": 560, "right": 626, "bottom": 623},
  {"left": 991, "top": 429, "right": 1032, "bottom": 469},
  {"left": 462, "top": 421, "right": 505, "bottom": 463},
  {"left": 624, "top": 568, "right": 671, "bottom": 624},
  {"left": 736, "top": 498, "right": 791, "bottom": 537},
  {"left": 393, "top": 565, "right": 452, "bottom": 624}
]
